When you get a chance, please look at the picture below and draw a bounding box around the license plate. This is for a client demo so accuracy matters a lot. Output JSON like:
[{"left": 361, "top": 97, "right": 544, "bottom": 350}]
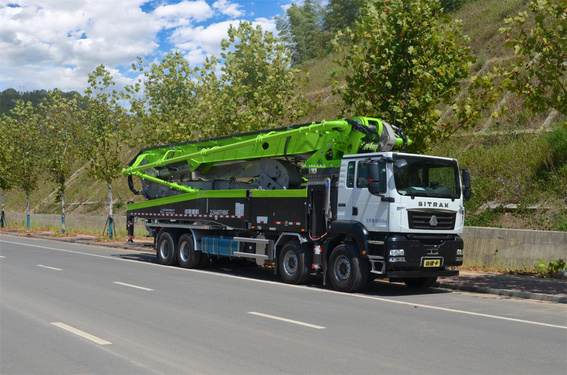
[{"left": 423, "top": 259, "right": 441, "bottom": 267}]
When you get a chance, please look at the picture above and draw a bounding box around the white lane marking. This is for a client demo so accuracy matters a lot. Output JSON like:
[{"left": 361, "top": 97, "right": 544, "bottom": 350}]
[
  {"left": 249, "top": 312, "right": 326, "bottom": 329},
  {"left": 346, "top": 293, "right": 567, "bottom": 330},
  {"left": 0, "top": 255, "right": 5, "bottom": 258},
  {"left": 51, "top": 322, "right": 112, "bottom": 345},
  {"left": 3, "top": 238, "right": 566, "bottom": 330},
  {"left": 37, "top": 264, "right": 62, "bottom": 271},
  {"left": 113, "top": 281, "right": 153, "bottom": 291}
]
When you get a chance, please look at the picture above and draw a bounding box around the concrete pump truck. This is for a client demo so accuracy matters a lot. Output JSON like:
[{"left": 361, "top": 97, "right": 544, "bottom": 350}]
[{"left": 122, "top": 117, "right": 471, "bottom": 292}]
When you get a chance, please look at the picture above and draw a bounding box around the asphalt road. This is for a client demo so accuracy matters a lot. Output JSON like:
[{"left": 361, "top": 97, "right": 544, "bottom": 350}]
[{"left": 1, "top": 235, "right": 566, "bottom": 374}]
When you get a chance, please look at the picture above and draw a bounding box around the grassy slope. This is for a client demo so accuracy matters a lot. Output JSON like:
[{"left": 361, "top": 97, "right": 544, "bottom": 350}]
[
  {"left": 436, "top": 0, "right": 567, "bottom": 231},
  {"left": 2, "top": 0, "right": 566, "bottom": 231}
]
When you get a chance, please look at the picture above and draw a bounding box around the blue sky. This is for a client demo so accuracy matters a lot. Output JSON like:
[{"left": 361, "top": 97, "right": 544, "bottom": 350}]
[{"left": 0, "top": 0, "right": 303, "bottom": 93}]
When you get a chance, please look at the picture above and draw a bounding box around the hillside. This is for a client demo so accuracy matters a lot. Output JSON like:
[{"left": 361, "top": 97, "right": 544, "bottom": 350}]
[
  {"left": 432, "top": 0, "right": 566, "bottom": 231},
  {"left": 296, "top": 0, "right": 567, "bottom": 231},
  {"left": 2, "top": 0, "right": 566, "bottom": 232}
]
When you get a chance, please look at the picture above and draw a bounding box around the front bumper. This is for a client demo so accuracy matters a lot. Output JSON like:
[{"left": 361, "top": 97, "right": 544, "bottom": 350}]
[{"left": 377, "top": 233, "right": 463, "bottom": 278}]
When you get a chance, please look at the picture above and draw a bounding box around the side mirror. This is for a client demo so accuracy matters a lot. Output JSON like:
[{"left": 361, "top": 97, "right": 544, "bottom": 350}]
[
  {"left": 366, "top": 160, "right": 382, "bottom": 195},
  {"left": 460, "top": 168, "right": 471, "bottom": 201}
]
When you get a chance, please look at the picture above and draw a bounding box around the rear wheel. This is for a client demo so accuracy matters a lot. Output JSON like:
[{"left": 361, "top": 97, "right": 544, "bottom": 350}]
[
  {"left": 403, "top": 277, "right": 437, "bottom": 289},
  {"left": 278, "top": 241, "right": 311, "bottom": 285},
  {"left": 156, "top": 230, "right": 177, "bottom": 266},
  {"left": 177, "top": 233, "right": 201, "bottom": 268},
  {"left": 328, "top": 243, "right": 369, "bottom": 293}
]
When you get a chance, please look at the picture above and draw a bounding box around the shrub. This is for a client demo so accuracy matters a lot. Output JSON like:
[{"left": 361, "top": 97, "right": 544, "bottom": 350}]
[
  {"left": 545, "top": 122, "right": 567, "bottom": 171},
  {"left": 535, "top": 259, "right": 567, "bottom": 278}
]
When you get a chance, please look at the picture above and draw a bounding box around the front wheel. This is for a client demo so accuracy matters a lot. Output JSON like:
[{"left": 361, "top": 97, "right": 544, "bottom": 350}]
[
  {"left": 278, "top": 241, "right": 311, "bottom": 285},
  {"left": 328, "top": 243, "right": 369, "bottom": 293},
  {"left": 403, "top": 277, "right": 438, "bottom": 289}
]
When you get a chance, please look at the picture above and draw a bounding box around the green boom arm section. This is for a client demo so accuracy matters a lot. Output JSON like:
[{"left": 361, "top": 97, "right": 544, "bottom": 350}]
[{"left": 122, "top": 117, "right": 410, "bottom": 195}]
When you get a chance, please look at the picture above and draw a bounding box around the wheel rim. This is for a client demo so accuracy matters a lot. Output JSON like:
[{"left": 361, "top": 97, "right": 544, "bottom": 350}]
[
  {"left": 159, "top": 240, "right": 170, "bottom": 260},
  {"left": 334, "top": 255, "right": 351, "bottom": 283},
  {"left": 283, "top": 251, "right": 298, "bottom": 277},
  {"left": 179, "top": 242, "right": 190, "bottom": 262}
]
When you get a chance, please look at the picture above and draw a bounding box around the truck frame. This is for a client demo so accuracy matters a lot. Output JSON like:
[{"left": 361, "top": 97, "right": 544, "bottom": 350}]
[{"left": 123, "top": 117, "right": 471, "bottom": 292}]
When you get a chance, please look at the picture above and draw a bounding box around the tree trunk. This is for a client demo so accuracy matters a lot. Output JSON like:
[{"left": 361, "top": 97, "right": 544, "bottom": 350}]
[
  {"left": 107, "top": 182, "right": 114, "bottom": 239},
  {"left": 61, "top": 192, "right": 66, "bottom": 234},
  {"left": 26, "top": 192, "right": 30, "bottom": 231},
  {"left": 1, "top": 190, "right": 5, "bottom": 228}
]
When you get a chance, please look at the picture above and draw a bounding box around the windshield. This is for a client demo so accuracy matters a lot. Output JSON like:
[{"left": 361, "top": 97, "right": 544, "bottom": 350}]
[{"left": 393, "top": 155, "right": 460, "bottom": 199}]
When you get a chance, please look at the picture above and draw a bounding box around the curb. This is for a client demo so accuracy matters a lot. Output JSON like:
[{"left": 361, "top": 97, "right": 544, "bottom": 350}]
[{"left": 435, "top": 281, "right": 567, "bottom": 304}]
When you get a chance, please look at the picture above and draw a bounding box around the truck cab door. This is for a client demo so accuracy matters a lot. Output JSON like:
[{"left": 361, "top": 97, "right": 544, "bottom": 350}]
[
  {"left": 337, "top": 160, "right": 389, "bottom": 232},
  {"left": 307, "top": 178, "right": 332, "bottom": 239}
]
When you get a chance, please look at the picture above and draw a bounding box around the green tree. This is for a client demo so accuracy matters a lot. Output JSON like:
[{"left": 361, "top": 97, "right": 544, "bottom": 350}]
[
  {"left": 324, "top": 0, "right": 365, "bottom": 34},
  {"left": 0, "top": 116, "right": 12, "bottom": 227},
  {"left": 38, "top": 89, "right": 83, "bottom": 234},
  {"left": 0, "top": 101, "right": 43, "bottom": 230},
  {"left": 82, "top": 65, "right": 129, "bottom": 238},
  {"left": 0, "top": 175, "right": 9, "bottom": 228},
  {"left": 127, "top": 22, "right": 311, "bottom": 145},
  {"left": 500, "top": 0, "right": 567, "bottom": 116},
  {"left": 440, "top": 0, "right": 466, "bottom": 13},
  {"left": 0, "top": 88, "right": 21, "bottom": 116},
  {"left": 0, "top": 89, "right": 86, "bottom": 116},
  {"left": 209, "top": 21, "right": 311, "bottom": 136},
  {"left": 20, "top": 90, "right": 49, "bottom": 108},
  {"left": 127, "top": 53, "right": 202, "bottom": 146},
  {"left": 276, "top": 0, "right": 328, "bottom": 65},
  {"left": 333, "top": 0, "right": 476, "bottom": 151}
]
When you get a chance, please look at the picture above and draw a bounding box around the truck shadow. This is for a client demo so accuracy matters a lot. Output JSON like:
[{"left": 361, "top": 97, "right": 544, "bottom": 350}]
[
  {"left": 362, "top": 279, "right": 452, "bottom": 297},
  {"left": 113, "top": 252, "right": 451, "bottom": 297},
  {"left": 207, "top": 265, "right": 452, "bottom": 297},
  {"left": 113, "top": 252, "right": 157, "bottom": 264}
]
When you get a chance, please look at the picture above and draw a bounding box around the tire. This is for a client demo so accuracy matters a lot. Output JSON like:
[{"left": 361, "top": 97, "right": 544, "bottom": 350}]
[
  {"left": 278, "top": 241, "right": 311, "bottom": 285},
  {"left": 177, "top": 233, "right": 201, "bottom": 269},
  {"left": 156, "top": 230, "right": 178, "bottom": 266},
  {"left": 403, "top": 277, "right": 438, "bottom": 289},
  {"left": 328, "top": 243, "right": 369, "bottom": 293}
]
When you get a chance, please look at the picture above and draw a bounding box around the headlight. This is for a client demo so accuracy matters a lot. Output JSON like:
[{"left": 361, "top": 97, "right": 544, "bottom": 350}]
[
  {"left": 389, "top": 249, "right": 405, "bottom": 256},
  {"left": 456, "top": 249, "right": 463, "bottom": 256}
]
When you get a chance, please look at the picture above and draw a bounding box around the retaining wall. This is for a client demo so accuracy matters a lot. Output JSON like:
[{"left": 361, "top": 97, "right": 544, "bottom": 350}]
[
  {"left": 462, "top": 226, "right": 566, "bottom": 269},
  {"left": 2, "top": 212, "right": 565, "bottom": 268}
]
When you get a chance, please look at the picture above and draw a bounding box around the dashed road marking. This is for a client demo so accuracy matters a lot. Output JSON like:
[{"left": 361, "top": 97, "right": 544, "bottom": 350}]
[
  {"left": 248, "top": 312, "right": 326, "bottom": 329},
  {"left": 113, "top": 281, "right": 153, "bottom": 291},
  {"left": 37, "top": 264, "right": 62, "bottom": 271},
  {"left": 51, "top": 322, "right": 112, "bottom": 345}
]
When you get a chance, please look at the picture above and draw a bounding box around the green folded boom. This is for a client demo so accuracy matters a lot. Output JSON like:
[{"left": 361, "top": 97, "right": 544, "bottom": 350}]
[{"left": 122, "top": 117, "right": 409, "bottom": 197}]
